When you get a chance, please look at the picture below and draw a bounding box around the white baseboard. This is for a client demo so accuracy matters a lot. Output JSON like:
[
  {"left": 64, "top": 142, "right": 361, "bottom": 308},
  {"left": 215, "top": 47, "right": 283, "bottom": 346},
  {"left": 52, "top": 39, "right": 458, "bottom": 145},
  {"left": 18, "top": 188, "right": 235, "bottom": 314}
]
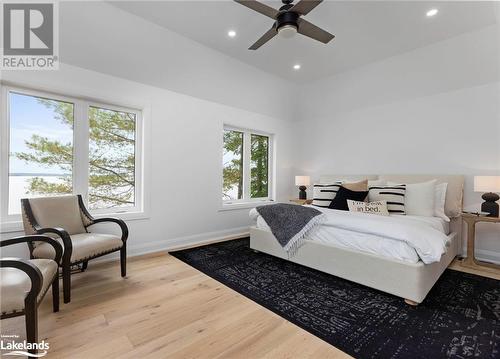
[{"left": 92, "top": 226, "right": 250, "bottom": 264}]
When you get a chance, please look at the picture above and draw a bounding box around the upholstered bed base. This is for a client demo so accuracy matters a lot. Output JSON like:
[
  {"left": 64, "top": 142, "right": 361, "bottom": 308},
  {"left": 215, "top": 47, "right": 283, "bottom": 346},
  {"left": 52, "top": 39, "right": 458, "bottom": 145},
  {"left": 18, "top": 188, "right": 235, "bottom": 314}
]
[{"left": 250, "top": 227, "right": 460, "bottom": 304}]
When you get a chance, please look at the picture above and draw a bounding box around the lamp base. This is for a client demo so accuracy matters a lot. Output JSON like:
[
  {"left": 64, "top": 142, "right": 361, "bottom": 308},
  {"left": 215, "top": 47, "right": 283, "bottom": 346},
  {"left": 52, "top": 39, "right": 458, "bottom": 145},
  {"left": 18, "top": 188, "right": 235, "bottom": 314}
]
[
  {"left": 299, "top": 186, "right": 307, "bottom": 200},
  {"left": 481, "top": 192, "right": 499, "bottom": 217}
]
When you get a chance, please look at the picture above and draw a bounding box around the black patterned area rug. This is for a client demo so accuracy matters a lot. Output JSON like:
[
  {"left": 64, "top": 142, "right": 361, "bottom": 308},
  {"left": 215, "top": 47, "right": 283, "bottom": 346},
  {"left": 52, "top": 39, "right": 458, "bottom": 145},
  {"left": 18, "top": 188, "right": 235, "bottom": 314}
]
[{"left": 170, "top": 238, "right": 500, "bottom": 358}]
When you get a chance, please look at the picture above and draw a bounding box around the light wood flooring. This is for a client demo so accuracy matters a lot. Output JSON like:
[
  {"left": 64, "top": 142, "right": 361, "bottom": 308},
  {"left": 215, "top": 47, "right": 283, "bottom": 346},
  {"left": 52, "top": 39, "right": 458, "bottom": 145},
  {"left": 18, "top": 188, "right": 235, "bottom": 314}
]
[{"left": 1, "top": 250, "right": 498, "bottom": 359}]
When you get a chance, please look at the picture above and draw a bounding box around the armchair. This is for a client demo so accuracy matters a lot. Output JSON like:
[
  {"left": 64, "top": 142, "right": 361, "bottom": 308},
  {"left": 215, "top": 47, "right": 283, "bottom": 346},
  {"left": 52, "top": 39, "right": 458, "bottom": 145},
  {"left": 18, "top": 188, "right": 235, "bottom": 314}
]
[
  {"left": 1, "top": 235, "right": 62, "bottom": 355},
  {"left": 21, "top": 195, "right": 128, "bottom": 303}
]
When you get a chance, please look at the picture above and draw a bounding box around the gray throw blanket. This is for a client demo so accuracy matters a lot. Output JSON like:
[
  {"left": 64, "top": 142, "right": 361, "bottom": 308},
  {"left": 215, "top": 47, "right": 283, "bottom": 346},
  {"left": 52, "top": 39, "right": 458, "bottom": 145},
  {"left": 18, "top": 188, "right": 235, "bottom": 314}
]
[{"left": 256, "top": 203, "right": 325, "bottom": 256}]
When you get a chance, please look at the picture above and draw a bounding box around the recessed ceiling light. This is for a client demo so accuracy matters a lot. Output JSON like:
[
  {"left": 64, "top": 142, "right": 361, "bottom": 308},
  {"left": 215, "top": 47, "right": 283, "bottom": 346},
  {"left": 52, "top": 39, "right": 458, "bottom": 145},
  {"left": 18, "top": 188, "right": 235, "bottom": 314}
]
[
  {"left": 293, "top": 64, "right": 301, "bottom": 70},
  {"left": 426, "top": 8, "right": 438, "bottom": 17},
  {"left": 228, "top": 30, "right": 236, "bottom": 38}
]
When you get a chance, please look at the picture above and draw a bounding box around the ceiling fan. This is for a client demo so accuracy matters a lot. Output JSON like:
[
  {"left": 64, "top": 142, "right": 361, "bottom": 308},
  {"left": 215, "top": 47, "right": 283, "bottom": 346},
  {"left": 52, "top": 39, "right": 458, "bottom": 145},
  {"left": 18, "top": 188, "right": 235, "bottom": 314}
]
[{"left": 234, "top": 0, "right": 335, "bottom": 50}]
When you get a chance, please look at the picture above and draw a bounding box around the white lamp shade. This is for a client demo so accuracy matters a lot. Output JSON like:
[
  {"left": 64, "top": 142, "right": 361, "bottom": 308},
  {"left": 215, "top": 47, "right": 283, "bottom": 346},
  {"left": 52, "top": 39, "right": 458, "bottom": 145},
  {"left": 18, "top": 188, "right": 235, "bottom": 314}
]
[
  {"left": 474, "top": 176, "right": 500, "bottom": 192},
  {"left": 295, "top": 176, "right": 310, "bottom": 186}
]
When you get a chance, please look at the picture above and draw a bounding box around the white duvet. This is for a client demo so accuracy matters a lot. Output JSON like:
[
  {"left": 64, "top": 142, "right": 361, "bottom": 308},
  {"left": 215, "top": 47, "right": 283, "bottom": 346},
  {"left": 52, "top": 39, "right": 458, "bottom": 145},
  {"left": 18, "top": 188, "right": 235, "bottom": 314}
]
[{"left": 250, "top": 206, "right": 450, "bottom": 264}]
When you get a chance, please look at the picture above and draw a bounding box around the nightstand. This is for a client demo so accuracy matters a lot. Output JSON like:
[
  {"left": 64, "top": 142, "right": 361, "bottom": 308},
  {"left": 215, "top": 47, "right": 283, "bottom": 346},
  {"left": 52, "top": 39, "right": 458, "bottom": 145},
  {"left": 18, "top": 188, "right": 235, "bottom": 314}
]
[
  {"left": 290, "top": 199, "right": 313, "bottom": 205},
  {"left": 461, "top": 213, "right": 500, "bottom": 272}
]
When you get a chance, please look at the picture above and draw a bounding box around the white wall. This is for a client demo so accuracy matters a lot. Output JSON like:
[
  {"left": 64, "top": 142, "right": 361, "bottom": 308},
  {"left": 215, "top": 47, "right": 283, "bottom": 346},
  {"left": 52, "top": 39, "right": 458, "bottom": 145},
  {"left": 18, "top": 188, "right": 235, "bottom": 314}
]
[
  {"left": 293, "top": 24, "right": 500, "bottom": 262},
  {"left": 0, "top": 63, "right": 294, "bottom": 258},
  {"left": 57, "top": 1, "right": 298, "bottom": 121}
]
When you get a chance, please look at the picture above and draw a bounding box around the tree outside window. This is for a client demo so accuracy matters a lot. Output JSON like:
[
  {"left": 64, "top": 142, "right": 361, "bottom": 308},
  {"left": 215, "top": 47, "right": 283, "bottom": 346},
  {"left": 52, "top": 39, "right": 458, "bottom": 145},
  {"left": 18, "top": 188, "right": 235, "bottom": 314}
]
[
  {"left": 222, "top": 128, "right": 271, "bottom": 202},
  {"left": 8, "top": 92, "right": 137, "bottom": 214}
]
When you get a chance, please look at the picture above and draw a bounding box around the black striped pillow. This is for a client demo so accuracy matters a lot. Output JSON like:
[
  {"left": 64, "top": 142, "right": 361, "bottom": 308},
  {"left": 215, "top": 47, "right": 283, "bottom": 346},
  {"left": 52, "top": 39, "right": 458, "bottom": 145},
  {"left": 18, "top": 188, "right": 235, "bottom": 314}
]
[
  {"left": 312, "top": 183, "right": 342, "bottom": 208},
  {"left": 368, "top": 185, "right": 406, "bottom": 214}
]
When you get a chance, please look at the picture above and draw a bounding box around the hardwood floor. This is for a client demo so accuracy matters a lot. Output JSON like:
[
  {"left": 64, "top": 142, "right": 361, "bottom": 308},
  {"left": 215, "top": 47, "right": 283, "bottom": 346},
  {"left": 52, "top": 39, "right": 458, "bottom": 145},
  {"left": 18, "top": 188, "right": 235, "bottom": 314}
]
[
  {"left": 1, "top": 252, "right": 349, "bottom": 359},
  {"left": 448, "top": 258, "right": 500, "bottom": 280},
  {"left": 2, "top": 252, "right": 498, "bottom": 359}
]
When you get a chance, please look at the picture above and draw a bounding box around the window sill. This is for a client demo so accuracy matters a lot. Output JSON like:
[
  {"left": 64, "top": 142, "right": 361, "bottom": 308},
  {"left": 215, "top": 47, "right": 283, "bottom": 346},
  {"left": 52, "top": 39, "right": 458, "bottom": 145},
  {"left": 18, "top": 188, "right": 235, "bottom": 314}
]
[
  {"left": 219, "top": 200, "right": 274, "bottom": 212},
  {"left": 0, "top": 211, "right": 149, "bottom": 234}
]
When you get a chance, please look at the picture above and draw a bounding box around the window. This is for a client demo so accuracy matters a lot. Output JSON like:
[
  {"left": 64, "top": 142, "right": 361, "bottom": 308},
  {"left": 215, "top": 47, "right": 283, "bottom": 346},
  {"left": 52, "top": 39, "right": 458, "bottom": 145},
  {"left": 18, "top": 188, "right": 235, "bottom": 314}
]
[
  {"left": 88, "top": 106, "right": 136, "bottom": 210},
  {"left": 7, "top": 92, "right": 75, "bottom": 215},
  {"left": 222, "top": 127, "right": 273, "bottom": 205},
  {"left": 1, "top": 87, "right": 144, "bottom": 225},
  {"left": 222, "top": 129, "right": 244, "bottom": 200},
  {"left": 250, "top": 134, "right": 269, "bottom": 199}
]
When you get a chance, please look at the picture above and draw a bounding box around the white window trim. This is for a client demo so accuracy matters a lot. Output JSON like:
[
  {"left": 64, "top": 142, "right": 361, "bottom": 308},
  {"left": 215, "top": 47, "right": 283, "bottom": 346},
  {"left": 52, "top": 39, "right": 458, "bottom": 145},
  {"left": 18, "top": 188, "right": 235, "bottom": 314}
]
[
  {"left": 221, "top": 125, "right": 274, "bottom": 210},
  {"left": 0, "top": 85, "right": 147, "bottom": 232}
]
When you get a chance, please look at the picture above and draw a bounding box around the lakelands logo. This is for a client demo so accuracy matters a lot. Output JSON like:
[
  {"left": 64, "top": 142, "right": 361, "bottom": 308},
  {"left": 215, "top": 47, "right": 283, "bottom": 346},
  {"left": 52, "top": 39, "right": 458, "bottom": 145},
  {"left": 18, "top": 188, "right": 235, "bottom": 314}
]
[
  {"left": 1, "top": 335, "right": 49, "bottom": 357},
  {"left": 1, "top": 1, "right": 59, "bottom": 70}
]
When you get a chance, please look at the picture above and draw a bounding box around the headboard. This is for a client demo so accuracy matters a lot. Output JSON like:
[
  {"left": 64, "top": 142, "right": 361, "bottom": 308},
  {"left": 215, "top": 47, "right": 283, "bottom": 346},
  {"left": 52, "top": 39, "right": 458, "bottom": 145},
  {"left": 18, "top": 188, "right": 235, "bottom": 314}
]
[
  {"left": 318, "top": 174, "right": 465, "bottom": 219},
  {"left": 320, "top": 175, "right": 378, "bottom": 183}
]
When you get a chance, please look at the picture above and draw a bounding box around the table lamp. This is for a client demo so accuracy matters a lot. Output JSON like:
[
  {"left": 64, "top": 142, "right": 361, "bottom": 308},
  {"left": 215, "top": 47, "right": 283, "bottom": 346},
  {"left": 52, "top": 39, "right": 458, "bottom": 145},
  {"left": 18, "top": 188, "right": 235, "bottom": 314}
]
[
  {"left": 295, "top": 176, "right": 310, "bottom": 200},
  {"left": 474, "top": 176, "right": 500, "bottom": 217}
]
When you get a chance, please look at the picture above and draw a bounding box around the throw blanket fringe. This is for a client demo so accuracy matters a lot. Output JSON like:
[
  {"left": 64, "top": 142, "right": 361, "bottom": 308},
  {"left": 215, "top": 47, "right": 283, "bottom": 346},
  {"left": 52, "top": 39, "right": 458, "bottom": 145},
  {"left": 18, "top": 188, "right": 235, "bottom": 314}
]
[
  {"left": 255, "top": 203, "right": 325, "bottom": 257},
  {"left": 282, "top": 213, "right": 325, "bottom": 257}
]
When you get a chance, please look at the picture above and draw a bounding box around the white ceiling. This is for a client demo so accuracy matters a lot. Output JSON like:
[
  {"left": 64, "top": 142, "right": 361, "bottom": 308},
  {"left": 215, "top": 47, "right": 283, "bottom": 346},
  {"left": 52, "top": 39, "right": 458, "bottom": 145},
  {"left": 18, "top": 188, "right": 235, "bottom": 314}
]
[{"left": 111, "top": 1, "right": 497, "bottom": 84}]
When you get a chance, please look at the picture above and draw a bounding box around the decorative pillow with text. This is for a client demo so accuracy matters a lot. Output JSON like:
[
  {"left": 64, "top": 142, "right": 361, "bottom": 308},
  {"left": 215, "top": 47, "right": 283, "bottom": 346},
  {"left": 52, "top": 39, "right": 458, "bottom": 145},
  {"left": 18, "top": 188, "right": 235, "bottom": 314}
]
[{"left": 347, "top": 200, "right": 389, "bottom": 216}]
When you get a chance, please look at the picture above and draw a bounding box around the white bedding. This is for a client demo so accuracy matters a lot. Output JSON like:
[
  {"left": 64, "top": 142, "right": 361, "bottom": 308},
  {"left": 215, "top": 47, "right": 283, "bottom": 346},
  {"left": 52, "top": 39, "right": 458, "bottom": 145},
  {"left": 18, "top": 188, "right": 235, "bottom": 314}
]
[{"left": 250, "top": 206, "right": 450, "bottom": 264}]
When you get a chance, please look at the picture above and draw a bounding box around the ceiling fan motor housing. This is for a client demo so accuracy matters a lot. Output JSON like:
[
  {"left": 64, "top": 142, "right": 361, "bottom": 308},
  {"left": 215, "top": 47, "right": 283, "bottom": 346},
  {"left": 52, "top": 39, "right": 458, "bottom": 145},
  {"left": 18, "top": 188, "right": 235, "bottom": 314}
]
[
  {"left": 237, "top": 0, "right": 334, "bottom": 49},
  {"left": 276, "top": 10, "right": 299, "bottom": 32}
]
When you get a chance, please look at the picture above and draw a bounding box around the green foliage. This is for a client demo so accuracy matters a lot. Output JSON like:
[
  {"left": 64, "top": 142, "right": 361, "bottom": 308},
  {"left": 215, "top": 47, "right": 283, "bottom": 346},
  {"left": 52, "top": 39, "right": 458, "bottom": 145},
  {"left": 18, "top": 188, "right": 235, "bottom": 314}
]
[
  {"left": 15, "top": 99, "right": 136, "bottom": 209},
  {"left": 222, "top": 130, "right": 243, "bottom": 200},
  {"left": 250, "top": 135, "right": 268, "bottom": 198},
  {"left": 88, "top": 107, "right": 135, "bottom": 208},
  {"left": 222, "top": 131, "right": 269, "bottom": 200},
  {"left": 26, "top": 176, "right": 72, "bottom": 195}
]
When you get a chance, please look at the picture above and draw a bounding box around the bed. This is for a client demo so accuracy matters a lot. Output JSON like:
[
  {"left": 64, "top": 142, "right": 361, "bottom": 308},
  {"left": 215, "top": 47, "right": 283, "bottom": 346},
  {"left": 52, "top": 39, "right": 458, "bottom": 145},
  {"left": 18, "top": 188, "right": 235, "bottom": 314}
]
[{"left": 250, "top": 174, "right": 465, "bottom": 305}]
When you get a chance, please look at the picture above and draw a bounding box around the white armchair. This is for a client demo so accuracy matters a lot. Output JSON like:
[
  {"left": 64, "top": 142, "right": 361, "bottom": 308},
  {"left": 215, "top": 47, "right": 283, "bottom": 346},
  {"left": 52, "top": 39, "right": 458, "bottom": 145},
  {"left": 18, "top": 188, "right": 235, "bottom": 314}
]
[
  {"left": 1, "top": 235, "right": 62, "bottom": 355},
  {"left": 21, "top": 195, "right": 128, "bottom": 303}
]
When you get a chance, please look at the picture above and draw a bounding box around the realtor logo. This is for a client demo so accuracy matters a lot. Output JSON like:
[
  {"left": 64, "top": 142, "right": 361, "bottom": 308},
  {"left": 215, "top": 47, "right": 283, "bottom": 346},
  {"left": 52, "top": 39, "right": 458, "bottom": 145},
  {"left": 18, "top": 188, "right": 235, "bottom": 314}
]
[
  {"left": 1, "top": 334, "right": 49, "bottom": 357},
  {"left": 1, "top": 1, "right": 59, "bottom": 70}
]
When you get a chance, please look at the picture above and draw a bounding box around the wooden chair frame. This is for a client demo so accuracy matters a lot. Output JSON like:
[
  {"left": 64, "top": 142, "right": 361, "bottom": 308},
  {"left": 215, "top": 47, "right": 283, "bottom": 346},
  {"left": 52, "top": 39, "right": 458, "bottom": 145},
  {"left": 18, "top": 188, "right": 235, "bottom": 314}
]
[
  {"left": 21, "top": 195, "right": 129, "bottom": 303},
  {"left": 1, "top": 235, "right": 62, "bottom": 355}
]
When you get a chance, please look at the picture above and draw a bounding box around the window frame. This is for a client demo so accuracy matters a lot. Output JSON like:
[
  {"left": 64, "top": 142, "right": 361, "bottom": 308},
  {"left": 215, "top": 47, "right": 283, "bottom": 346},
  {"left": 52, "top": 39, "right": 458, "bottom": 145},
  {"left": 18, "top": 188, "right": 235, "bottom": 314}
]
[
  {"left": 85, "top": 101, "right": 143, "bottom": 215},
  {"left": 222, "top": 125, "right": 274, "bottom": 209},
  {"left": 1, "top": 85, "right": 145, "bottom": 230}
]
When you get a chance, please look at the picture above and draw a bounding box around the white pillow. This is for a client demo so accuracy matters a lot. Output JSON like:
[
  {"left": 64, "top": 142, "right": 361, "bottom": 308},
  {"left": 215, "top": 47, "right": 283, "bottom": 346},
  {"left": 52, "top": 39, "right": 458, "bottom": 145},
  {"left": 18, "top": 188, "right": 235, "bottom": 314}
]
[
  {"left": 388, "top": 180, "right": 436, "bottom": 217},
  {"left": 435, "top": 183, "right": 449, "bottom": 222},
  {"left": 348, "top": 200, "right": 389, "bottom": 216}
]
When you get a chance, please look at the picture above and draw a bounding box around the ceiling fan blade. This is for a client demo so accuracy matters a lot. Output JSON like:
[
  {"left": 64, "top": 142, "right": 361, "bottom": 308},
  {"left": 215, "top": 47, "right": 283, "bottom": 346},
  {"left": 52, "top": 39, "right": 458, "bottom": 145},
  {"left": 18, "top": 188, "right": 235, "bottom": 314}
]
[
  {"left": 234, "top": 0, "right": 279, "bottom": 19},
  {"left": 249, "top": 26, "right": 277, "bottom": 50},
  {"left": 290, "top": 0, "right": 323, "bottom": 15},
  {"left": 297, "top": 18, "right": 335, "bottom": 44}
]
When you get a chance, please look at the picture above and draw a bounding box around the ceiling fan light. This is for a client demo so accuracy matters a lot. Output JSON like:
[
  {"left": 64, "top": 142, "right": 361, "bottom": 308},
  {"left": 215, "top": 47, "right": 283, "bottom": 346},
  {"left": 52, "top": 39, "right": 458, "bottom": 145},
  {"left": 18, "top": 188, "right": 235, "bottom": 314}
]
[{"left": 278, "top": 24, "right": 297, "bottom": 38}]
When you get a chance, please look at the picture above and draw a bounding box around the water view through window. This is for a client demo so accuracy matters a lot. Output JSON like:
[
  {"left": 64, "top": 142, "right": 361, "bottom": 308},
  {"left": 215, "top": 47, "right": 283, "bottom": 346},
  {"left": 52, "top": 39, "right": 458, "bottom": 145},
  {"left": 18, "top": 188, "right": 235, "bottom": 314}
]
[{"left": 8, "top": 92, "right": 74, "bottom": 214}]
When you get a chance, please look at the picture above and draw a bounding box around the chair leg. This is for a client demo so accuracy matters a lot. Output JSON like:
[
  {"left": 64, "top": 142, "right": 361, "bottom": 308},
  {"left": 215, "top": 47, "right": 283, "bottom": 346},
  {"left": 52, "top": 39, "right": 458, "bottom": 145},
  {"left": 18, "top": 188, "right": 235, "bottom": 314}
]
[
  {"left": 62, "top": 264, "right": 71, "bottom": 304},
  {"left": 52, "top": 275, "right": 59, "bottom": 312},
  {"left": 81, "top": 261, "right": 88, "bottom": 272},
  {"left": 25, "top": 300, "right": 38, "bottom": 355},
  {"left": 120, "top": 246, "right": 127, "bottom": 277}
]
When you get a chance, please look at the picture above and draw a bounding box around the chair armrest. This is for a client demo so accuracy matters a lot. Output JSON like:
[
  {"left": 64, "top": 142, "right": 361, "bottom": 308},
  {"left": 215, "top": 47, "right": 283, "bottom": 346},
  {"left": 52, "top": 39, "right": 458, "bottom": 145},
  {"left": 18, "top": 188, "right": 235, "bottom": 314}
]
[
  {"left": 0, "top": 258, "right": 43, "bottom": 303},
  {"left": 90, "top": 217, "right": 129, "bottom": 243},
  {"left": 36, "top": 227, "right": 72, "bottom": 265},
  {"left": 1, "top": 235, "right": 63, "bottom": 264}
]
